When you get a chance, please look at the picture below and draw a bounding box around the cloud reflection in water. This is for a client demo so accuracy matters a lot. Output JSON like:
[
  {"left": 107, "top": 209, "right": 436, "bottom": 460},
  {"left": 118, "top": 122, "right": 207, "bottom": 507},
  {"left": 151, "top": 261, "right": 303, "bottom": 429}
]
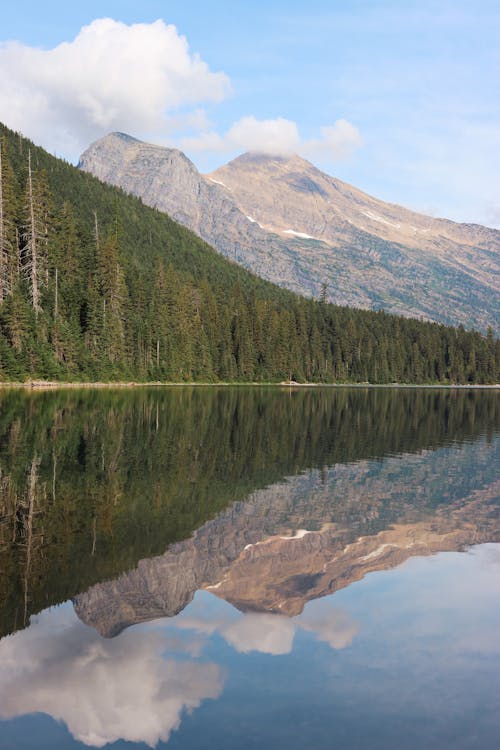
[
  {"left": 0, "top": 604, "right": 224, "bottom": 747},
  {"left": 0, "top": 593, "right": 357, "bottom": 747}
]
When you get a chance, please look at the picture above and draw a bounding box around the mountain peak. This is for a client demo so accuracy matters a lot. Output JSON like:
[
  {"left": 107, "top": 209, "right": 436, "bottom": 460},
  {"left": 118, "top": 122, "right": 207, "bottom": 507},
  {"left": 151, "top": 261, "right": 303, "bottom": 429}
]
[
  {"left": 82, "top": 131, "right": 189, "bottom": 160},
  {"left": 79, "top": 132, "right": 500, "bottom": 333},
  {"left": 78, "top": 130, "right": 239, "bottom": 238},
  {"left": 227, "top": 150, "right": 315, "bottom": 171},
  {"left": 108, "top": 131, "right": 141, "bottom": 144},
  {"left": 215, "top": 151, "right": 339, "bottom": 201},
  {"left": 78, "top": 131, "right": 197, "bottom": 178}
]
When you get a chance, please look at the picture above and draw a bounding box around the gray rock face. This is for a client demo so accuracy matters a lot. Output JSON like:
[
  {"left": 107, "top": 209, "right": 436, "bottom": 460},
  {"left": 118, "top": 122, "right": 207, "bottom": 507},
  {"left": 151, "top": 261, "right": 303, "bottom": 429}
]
[
  {"left": 78, "top": 133, "right": 289, "bottom": 281},
  {"left": 79, "top": 134, "right": 500, "bottom": 332}
]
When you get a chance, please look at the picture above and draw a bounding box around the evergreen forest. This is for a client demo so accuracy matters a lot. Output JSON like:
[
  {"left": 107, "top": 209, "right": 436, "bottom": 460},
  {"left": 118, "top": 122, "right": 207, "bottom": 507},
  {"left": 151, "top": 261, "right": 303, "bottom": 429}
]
[{"left": 0, "top": 122, "right": 498, "bottom": 383}]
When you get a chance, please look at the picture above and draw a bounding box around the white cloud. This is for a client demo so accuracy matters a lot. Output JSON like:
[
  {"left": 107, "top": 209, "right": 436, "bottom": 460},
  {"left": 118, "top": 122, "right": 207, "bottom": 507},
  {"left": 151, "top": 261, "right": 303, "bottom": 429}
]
[
  {"left": 0, "top": 18, "right": 230, "bottom": 159},
  {"left": 304, "top": 119, "right": 364, "bottom": 159},
  {"left": 180, "top": 115, "right": 362, "bottom": 160},
  {"left": 225, "top": 116, "right": 301, "bottom": 154},
  {"left": 0, "top": 605, "right": 224, "bottom": 748},
  {"left": 180, "top": 115, "right": 300, "bottom": 155},
  {"left": 0, "top": 18, "right": 362, "bottom": 167}
]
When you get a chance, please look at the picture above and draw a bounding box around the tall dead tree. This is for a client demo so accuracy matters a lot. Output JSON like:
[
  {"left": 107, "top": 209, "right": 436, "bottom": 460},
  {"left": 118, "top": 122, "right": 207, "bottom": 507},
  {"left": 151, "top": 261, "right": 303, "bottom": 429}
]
[
  {"left": 0, "top": 139, "right": 17, "bottom": 303},
  {"left": 12, "top": 455, "right": 42, "bottom": 626},
  {"left": 22, "top": 150, "right": 51, "bottom": 317}
]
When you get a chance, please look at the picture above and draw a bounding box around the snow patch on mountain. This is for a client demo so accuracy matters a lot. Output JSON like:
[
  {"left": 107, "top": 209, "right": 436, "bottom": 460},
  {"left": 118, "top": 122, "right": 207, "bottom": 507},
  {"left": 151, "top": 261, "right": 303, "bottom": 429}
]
[{"left": 284, "top": 229, "right": 320, "bottom": 240}]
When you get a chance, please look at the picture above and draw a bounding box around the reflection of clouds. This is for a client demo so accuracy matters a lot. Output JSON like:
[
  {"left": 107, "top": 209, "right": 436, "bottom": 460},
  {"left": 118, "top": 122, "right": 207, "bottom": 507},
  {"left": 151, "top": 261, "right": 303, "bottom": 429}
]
[
  {"left": 174, "top": 592, "right": 358, "bottom": 655},
  {"left": 0, "top": 605, "right": 223, "bottom": 748},
  {"left": 299, "top": 599, "right": 359, "bottom": 649},
  {"left": 0, "top": 593, "right": 358, "bottom": 747},
  {"left": 223, "top": 614, "right": 295, "bottom": 655},
  {"left": 175, "top": 607, "right": 296, "bottom": 655},
  {"left": 473, "top": 542, "right": 500, "bottom": 570}
]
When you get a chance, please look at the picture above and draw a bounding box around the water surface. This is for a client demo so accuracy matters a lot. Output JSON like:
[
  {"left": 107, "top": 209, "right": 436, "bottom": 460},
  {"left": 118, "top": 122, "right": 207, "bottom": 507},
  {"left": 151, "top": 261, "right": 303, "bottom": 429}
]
[{"left": 0, "top": 387, "right": 498, "bottom": 749}]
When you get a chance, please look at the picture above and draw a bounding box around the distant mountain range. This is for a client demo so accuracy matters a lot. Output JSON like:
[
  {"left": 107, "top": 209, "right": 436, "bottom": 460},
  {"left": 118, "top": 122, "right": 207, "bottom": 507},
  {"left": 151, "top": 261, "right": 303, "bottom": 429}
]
[{"left": 79, "top": 133, "right": 500, "bottom": 333}]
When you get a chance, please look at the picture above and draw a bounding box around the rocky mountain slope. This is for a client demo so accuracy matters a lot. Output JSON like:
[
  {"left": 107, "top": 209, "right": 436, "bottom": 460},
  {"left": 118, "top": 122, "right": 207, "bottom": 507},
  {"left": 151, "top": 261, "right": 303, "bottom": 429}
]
[{"left": 79, "top": 133, "right": 500, "bottom": 332}]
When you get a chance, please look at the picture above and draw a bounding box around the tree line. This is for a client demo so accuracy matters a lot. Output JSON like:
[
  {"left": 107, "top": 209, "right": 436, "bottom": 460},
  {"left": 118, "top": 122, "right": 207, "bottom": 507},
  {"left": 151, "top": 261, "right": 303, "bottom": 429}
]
[{"left": 0, "top": 122, "right": 498, "bottom": 383}]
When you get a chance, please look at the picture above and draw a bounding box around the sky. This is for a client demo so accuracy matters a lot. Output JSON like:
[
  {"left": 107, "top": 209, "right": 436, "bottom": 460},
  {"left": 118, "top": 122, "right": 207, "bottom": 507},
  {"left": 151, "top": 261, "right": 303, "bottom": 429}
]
[{"left": 0, "top": 0, "right": 499, "bottom": 226}]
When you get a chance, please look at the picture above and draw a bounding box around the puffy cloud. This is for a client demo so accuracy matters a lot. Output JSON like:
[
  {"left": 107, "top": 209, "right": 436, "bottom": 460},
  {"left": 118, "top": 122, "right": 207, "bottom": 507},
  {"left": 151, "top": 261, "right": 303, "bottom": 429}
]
[
  {"left": 304, "top": 119, "right": 364, "bottom": 159},
  {"left": 180, "top": 115, "right": 362, "bottom": 160},
  {"left": 0, "top": 18, "right": 361, "bottom": 166},
  {"left": 180, "top": 115, "right": 301, "bottom": 154},
  {"left": 225, "top": 116, "right": 301, "bottom": 154},
  {"left": 0, "top": 18, "right": 230, "bottom": 159},
  {"left": 0, "top": 605, "right": 224, "bottom": 748}
]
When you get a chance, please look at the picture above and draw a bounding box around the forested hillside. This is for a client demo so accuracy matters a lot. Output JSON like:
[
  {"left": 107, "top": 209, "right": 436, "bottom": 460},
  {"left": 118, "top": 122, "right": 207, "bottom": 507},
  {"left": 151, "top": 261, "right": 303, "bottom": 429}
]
[{"left": 0, "top": 123, "right": 498, "bottom": 383}]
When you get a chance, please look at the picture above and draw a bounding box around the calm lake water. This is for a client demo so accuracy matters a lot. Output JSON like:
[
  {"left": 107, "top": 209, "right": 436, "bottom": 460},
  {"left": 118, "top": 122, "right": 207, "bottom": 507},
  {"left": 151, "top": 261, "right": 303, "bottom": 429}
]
[{"left": 0, "top": 387, "right": 498, "bottom": 749}]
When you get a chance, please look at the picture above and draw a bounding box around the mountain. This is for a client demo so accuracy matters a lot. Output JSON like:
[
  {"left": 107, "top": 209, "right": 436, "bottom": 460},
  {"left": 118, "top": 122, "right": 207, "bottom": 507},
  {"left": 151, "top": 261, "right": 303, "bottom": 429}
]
[
  {"left": 79, "top": 134, "right": 500, "bottom": 333},
  {"left": 2, "top": 122, "right": 497, "bottom": 384},
  {"left": 77, "top": 133, "right": 308, "bottom": 291}
]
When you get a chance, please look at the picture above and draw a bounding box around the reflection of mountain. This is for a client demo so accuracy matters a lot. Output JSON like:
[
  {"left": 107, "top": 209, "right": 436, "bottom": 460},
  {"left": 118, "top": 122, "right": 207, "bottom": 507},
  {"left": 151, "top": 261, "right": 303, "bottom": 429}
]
[
  {"left": 74, "top": 441, "right": 499, "bottom": 637},
  {"left": 209, "top": 512, "right": 497, "bottom": 617},
  {"left": 1, "top": 387, "right": 499, "bottom": 637}
]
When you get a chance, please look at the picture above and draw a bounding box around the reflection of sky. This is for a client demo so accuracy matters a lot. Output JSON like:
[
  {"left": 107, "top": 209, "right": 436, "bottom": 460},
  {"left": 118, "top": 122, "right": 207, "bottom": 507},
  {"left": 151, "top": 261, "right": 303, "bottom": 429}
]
[
  {"left": 170, "top": 593, "right": 358, "bottom": 655},
  {"left": 0, "top": 604, "right": 224, "bottom": 748},
  {"left": 0, "top": 595, "right": 357, "bottom": 747},
  {"left": 1, "top": 544, "right": 499, "bottom": 749}
]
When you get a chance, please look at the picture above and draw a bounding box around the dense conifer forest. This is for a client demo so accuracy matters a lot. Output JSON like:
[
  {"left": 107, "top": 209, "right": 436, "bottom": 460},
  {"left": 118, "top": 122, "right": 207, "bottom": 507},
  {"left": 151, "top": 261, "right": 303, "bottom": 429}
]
[{"left": 0, "top": 122, "right": 498, "bottom": 383}]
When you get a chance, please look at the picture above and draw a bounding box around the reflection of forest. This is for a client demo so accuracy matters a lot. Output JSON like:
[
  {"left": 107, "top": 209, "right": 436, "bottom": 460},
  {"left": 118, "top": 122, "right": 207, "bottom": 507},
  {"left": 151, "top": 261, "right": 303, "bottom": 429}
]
[{"left": 0, "top": 387, "right": 498, "bottom": 637}]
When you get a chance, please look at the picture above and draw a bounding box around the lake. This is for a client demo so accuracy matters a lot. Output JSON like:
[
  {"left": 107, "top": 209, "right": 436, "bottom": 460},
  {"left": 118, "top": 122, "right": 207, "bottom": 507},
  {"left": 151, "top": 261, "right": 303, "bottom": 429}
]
[{"left": 0, "top": 387, "right": 498, "bottom": 749}]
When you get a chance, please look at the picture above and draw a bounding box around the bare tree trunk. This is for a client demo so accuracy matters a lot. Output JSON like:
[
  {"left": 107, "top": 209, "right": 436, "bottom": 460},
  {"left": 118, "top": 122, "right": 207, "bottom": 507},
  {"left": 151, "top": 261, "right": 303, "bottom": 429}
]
[
  {"left": 27, "top": 150, "right": 40, "bottom": 317},
  {"left": 0, "top": 146, "right": 4, "bottom": 304},
  {"left": 52, "top": 448, "right": 57, "bottom": 502},
  {"left": 94, "top": 210, "right": 99, "bottom": 252},
  {"left": 23, "top": 456, "right": 40, "bottom": 625},
  {"left": 54, "top": 267, "right": 58, "bottom": 321},
  {"left": 15, "top": 227, "right": 20, "bottom": 280},
  {"left": 91, "top": 516, "right": 97, "bottom": 556}
]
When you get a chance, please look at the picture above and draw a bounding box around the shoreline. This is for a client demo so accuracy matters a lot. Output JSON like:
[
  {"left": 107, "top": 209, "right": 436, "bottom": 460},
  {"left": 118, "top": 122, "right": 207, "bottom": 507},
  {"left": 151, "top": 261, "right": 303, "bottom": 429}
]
[{"left": 0, "top": 380, "right": 498, "bottom": 391}]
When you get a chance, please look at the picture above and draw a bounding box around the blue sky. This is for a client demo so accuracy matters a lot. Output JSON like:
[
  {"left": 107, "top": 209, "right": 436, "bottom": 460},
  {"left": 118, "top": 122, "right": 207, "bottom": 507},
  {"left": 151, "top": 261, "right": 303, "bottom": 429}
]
[{"left": 1, "top": 0, "right": 499, "bottom": 225}]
